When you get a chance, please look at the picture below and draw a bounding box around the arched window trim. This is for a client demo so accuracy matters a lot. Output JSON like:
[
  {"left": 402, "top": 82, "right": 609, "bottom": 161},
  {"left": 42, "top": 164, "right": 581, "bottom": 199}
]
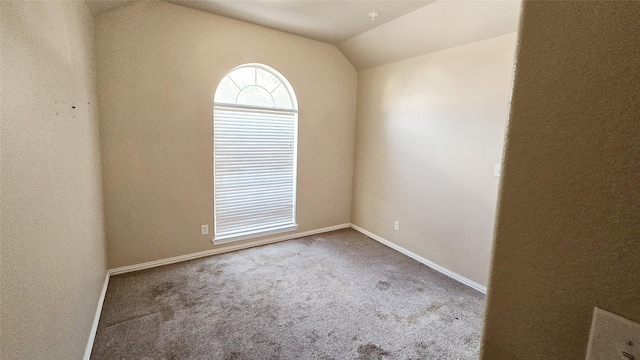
[
  {"left": 214, "top": 63, "right": 298, "bottom": 112},
  {"left": 213, "top": 63, "right": 299, "bottom": 244}
]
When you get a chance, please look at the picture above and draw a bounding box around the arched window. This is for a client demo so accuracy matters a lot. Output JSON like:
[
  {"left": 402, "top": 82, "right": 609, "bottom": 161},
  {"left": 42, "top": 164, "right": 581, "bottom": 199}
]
[{"left": 213, "top": 64, "right": 298, "bottom": 242}]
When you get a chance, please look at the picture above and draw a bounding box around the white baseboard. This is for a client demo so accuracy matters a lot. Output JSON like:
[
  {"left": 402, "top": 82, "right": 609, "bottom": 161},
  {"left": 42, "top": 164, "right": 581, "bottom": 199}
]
[
  {"left": 84, "top": 270, "right": 110, "bottom": 360},
  {"left": 109, "top": 223, "right": 351, "bottom": 275},
  {"left": 350, "top": 224, "right": 487, "bottom": 294}
]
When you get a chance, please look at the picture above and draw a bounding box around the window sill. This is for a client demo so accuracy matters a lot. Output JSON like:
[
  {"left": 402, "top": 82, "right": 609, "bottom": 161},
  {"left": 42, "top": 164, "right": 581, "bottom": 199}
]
[{"left": 212, "top": 224, "right": 299, "bottom": 245}]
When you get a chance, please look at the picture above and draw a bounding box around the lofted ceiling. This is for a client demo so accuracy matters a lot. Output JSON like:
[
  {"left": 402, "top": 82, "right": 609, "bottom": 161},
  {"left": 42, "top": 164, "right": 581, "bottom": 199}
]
[
  {"left": 165, "top": 1, "right": 434, "bottom": 45},
  {"left": 340, "top": 0, "right": 522, "bottom": 69},
  {"left": 84, "top": 1, "right": 434, "bottom": 44},
  {"left": 84, "top": 0, "right": 521, "bottom": 70}
]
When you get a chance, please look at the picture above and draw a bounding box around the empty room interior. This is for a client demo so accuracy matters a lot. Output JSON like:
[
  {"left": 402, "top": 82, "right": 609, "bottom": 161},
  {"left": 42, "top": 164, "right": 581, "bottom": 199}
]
[{"left": 1, "top": 0, "right": 639, "bottom": 359}]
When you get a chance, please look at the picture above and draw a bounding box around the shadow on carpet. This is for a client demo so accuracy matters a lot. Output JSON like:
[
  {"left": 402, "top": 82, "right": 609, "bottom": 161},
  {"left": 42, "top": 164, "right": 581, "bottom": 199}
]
[{"left": 91, "top": 229, "right": 485, "bottom": 359}]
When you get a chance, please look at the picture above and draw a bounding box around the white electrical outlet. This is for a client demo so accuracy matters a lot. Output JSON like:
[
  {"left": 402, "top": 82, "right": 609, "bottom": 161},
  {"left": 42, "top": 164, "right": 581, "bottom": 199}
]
[
  {"left": 586, "top": 307, "right": 640, "bottom": 360},
  {"left": 201, "top": 225, "right": 209, "bottom": 235},
  {"left": 494, "top": 164, "right": 501, "bottom": 177},
  {"left": 394, "top": 221, "right": 399, "bottom": 231}
]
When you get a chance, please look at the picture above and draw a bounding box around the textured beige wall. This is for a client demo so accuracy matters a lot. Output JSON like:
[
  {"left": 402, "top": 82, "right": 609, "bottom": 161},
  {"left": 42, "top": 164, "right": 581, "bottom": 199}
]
[
  {"left": 0, "top": 2, "right": 107, "bottom": 359},
  {"left": 95, "top": 2, "right": 357, "bottom": 268},
  {"left": 482, "top": 2, "right": 640, "bottom": 359},
  {"left": 352, "top": 33, "right": 517, "bottom": 287}
]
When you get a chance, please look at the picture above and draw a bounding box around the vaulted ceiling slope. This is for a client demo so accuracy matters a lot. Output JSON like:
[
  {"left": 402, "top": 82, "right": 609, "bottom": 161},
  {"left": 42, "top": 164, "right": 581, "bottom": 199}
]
[
  {"left": 339, "top": 0, "right": 522, "bottom": 70},
  {"left": 84, "top": 0, "right": 433, "bottom": 44},
  {"left": 165, "top": 0, "right": 434, "bottom": 45},
  {"left": 84, "top": 0, "right": 521, "bottom": 70}
]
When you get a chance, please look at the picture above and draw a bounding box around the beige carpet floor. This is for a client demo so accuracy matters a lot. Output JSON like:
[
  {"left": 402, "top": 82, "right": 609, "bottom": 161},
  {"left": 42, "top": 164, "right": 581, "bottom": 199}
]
[{"left": 91, "top": 228, "right": 485, "bottom": 359}]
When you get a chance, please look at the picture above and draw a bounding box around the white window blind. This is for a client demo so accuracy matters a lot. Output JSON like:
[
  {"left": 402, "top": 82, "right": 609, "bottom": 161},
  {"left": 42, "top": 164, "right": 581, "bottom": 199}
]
[{"left": 213, "top": 64, "right": 298, "bottom": 242}]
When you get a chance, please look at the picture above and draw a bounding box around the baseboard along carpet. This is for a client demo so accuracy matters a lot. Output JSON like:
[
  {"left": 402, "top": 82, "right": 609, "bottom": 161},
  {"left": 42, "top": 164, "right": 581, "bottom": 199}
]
[{"left": 90, "top": 229, "right": 485, "bottom": 359}]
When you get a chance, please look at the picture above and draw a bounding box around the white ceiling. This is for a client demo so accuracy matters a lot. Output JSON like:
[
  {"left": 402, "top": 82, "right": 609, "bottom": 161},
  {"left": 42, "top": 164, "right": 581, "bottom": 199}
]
[
  {"left": 85, "top": 1, "right": 434, "bottom": 44},
  {"left": 84, "top": 0, "right": 521, "bottom": 70},
  {"left": 340, "top": 0, "right": 522, "bottom": 70},
  {"left": 167, "top": 1, "right": 434, "bottom": 44}
]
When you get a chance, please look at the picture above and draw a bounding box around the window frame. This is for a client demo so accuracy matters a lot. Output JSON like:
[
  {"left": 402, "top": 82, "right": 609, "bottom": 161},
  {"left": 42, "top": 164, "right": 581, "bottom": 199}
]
[{"left": 212, "top": 63, "right": 299, "bottom": 244}]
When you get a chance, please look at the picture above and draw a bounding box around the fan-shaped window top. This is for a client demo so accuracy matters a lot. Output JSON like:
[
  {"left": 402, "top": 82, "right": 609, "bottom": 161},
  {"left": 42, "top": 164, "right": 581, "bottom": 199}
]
[{"left": 214, "top": 64, "right": 296, "bottom": 110}]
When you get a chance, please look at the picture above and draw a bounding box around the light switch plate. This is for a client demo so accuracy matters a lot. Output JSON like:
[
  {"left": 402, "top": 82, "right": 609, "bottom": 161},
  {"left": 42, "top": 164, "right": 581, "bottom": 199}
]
[
  {"left": 201, "top": 225, "right": 209, "bottom": 235},
  {"left": 586, "top": 307, "right": 640, "bottom": 360}
]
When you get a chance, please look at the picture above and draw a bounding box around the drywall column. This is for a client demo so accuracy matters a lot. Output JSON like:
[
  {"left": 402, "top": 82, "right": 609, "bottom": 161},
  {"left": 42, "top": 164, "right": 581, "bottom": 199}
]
[
  {"left": 482, "top": 1, "right": 640, "bottom": 359},
  {"left": 1, "top": 2, "right": 108, "bottom": 359}
]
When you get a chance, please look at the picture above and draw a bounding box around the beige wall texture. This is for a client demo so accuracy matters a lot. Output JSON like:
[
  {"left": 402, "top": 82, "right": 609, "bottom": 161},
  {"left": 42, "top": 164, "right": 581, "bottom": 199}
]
[
  {"left": 482, "top": 2, "right": 640, "bottom": 359},
  {"left": 0, "top": 2, "right": 107, "bottom": 359},
  {"left": 352, "top": 33, "right": 517, "bottom": 287},
  {"left": 95, "top": 2, "right": 357, "bottom": 268}
]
